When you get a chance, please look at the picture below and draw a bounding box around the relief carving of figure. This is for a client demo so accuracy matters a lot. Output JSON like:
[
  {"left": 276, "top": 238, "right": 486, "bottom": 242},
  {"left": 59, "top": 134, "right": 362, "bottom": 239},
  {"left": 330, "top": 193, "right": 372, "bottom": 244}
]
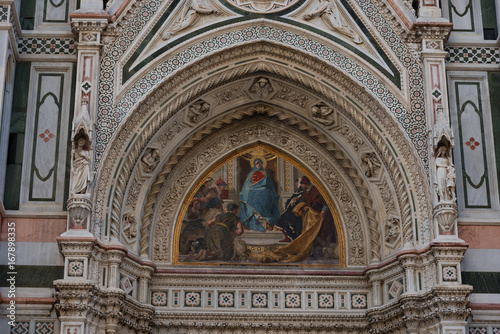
[
  {"left": 311, "top": 103, "right": 335, "bottom": 126},
  {"left": 188, "top": 99, "right": 210, "bottom": 123},
  {"left": 435, "top": 145, "right": 455, "bottom": 202},
  {"left": 384, "top": 217, "right": 400, "bottom": 246},
  {"left": 361, "top": 152, "right": 381, "bottom": 178},
  {"left": 162, "top": 0, "right": 220, "bottom": 40},
  {"left": 141, "top": 148, "right": 160, "bottom": 173},
  {"left": 71, "top": 137, "right": 91, "bottom": 194},
  {"left": 122, "top": 213, "right": 138, "bottom": 240},
  {"left": 303, "top": 0, "right": 362, "bottom": 44},
  {"left": 249, "top": 77, "right": 274, "bottom": 98}
]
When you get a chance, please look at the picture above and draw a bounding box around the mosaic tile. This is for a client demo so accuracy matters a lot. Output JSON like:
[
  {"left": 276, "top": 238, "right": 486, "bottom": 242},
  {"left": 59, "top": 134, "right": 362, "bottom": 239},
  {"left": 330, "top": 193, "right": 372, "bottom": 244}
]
[
  {"left": 442, "top": 266, "right": 458, "bottom": 281},
  {"left": 469, "top": 328, "right": 487, "bottom": 334},
  {"left": 351, "top": 293, "right": 368, "bottom": 309},
  {"left": 446, "top": 47, "right": 500, "bottom": 64},
  {"left": 68, "top": 260, "right": 84, "bottom": 277}
]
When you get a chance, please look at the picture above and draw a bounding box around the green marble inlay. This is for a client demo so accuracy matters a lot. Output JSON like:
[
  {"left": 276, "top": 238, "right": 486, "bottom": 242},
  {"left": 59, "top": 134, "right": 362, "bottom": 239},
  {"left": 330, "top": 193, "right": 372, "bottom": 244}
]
[
  {"left": 489, "top": 73, "right": 500, "bottom": 202},
  {"left": 480, "top": 0, "right": 498, "bottom": 39},
  {"left": 0, "top": 265, "right": 64, "bottom": 288},
  {"left": 4, "top": 63, "right": 31, "bottom": 210},
  {"left": 462, "top": 272, "right": 500, "bottom": 293}
]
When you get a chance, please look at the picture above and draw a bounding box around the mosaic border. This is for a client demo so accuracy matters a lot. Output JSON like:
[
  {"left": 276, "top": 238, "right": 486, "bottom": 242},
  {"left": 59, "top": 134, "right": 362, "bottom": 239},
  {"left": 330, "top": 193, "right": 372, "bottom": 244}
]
[
  {"left": 18, "top": 37, "right": 76, "bottom": 55},
  {"left": 446, "top": 46, "right": 500, "bottom": 64}
]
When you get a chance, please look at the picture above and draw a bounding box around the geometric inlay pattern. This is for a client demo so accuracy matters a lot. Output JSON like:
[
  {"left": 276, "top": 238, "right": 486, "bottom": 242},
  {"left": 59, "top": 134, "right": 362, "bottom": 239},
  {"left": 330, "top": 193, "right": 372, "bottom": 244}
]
[
  {"left": 35, "top": 322, "right": 54, "bottom": 334},
  {"left": 151, "top": 291, "right": 168, "bottom": 306},
  {"left": 18, "top": 37, "right": 76, "bottom": 55},
  {"left": 446, "top": 46, "right": 500, "bottom": 64},
  {"left": 442, "top": 266, "right": 458, "bottom": 282},
  {"left": 469, "top": 328, "right": 487, "bottom": 334},
  {"left": 284, "top": 293, "right": 301, "bottom": 308},
  {"left": 10, "top": 322, "right": 29, "bottom": 334},
  {"left": 0, "top": 5, "right": 8, "bottom": 22},
  {"left": 252, "top": 293, "right": 268, "bottom": 308},
  {"left": 388, "top": 279, "right": 404, "bottom": 300},
  {"left": 318, "top": 293, "right": 335, "bottom": 308},
  {"left": 218, "top": 292, "right": 235, "bottom": 307},
  {"left": 351, "top": 294, "right": 368, "bottom": 309},
  {"left": 465, "top": 137, "right": 481, "bottom": 151},
  {"left": 185, "top": 292, "right": 202, "bottom": 307}
]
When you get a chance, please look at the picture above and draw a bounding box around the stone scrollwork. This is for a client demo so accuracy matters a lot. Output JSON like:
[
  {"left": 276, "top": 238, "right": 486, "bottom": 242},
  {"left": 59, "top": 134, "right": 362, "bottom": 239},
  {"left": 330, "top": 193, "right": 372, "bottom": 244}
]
[
  {"left": 339, "top": 123, "right": 364, "bottom": 151},
  {"left": 275, "top": 86, "right": 309, "bottom": 108}
]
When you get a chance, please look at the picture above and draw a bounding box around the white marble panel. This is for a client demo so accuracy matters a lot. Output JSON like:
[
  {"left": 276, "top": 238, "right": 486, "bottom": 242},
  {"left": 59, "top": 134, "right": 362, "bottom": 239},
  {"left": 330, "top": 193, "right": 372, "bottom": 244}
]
[
  {"left": 462, "top": 249, "right": 500, "bottom": 272},
  {"left": 0, "top": 241, "right": 64, "bottom": 266}
]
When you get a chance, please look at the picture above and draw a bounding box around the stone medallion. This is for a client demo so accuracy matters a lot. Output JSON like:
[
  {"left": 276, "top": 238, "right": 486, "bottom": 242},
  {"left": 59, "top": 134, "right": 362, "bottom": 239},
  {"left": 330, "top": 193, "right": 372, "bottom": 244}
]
[{"left": 224, "top": 0, "right": 301, "bottom": 13}]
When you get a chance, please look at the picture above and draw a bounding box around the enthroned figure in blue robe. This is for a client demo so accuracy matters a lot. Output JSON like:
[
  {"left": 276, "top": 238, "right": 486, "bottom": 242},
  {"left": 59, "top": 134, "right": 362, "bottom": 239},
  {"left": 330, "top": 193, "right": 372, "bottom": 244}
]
[{"left": 239, "top": 158, "right": 280, "bottom": 232}]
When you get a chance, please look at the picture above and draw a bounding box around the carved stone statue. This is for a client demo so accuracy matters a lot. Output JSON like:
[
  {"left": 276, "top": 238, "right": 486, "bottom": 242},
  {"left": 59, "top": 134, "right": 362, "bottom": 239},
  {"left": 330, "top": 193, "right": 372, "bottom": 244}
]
[
  {"left": 361, "top": 152, "right": 381, "bottom": 178},
  {"left": 434, "top": 145, "right": 455, "bottom": 202},
  {"left": 141, "top": 148, "right": 160, "bottom": 173},
  {"left": 162, "top": 0, "right": 220, "bottom": 40},
  {"left": 311, "top": 103, "right": 335, "bottom": 126},
  {"left": 71, "top": 137, "right": 91, "bottom": 194},
  {"left": 188, "top": 100, "right": 210, "bottom": 123},
  {"left": 249, "top": 77, "right": 274, "bottom": 98},
  {"left": 303, "top": 0, "right": 362, "bottom": 44},
  {"left": 123, "top": 213, "right": 138, "bottom": 240}
]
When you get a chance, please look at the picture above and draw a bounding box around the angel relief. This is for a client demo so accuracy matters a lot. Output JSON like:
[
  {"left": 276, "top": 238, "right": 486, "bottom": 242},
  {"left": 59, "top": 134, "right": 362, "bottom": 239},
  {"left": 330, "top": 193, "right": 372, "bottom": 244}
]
[{"left": 175, "top": 146, "right": 342, "bottom": 266}]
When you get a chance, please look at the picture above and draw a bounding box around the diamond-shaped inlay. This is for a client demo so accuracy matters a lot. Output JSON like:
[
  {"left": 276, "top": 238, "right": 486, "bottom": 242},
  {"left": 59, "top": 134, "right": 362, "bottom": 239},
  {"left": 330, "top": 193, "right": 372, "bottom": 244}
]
[
  {"left": 81, "top": 80, "right": 92, "bottom": 94},
  {"left": 465, "top": 137, "right": 481, "bottom": 150},
  {"left": 388, "top": 280, "right": 404, "bottom": 300},
  {"left": 39, "top": 129, "right": 55, "bottom": 142},
  {"left": 11, "top": 322, "right": 29, "bottom": 334},
  {"left": 35, "top": 322, "right": 54, "bottom": 334},
  {"left": 431, "top": 88, "right": 442, "bottom": 101},
  {"left": 469, "top": 328, "right": 487, "bottom": 334}
]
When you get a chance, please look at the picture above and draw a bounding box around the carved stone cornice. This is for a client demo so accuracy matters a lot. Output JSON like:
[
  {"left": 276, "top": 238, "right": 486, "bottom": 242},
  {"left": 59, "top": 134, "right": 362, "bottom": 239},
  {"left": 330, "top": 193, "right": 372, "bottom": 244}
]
[
  {"left": 57, "top": 236, "right": 96, "bottom": 257},
  {"left": 404, "top": 22, "right": 453, "bottom": 43}
]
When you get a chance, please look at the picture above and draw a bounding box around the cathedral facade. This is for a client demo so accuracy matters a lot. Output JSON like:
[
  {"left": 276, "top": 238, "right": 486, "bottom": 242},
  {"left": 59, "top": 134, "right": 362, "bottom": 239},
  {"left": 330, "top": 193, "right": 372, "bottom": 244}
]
[{"left": 0, "top": 0, "right": 499, "bottom": 333}]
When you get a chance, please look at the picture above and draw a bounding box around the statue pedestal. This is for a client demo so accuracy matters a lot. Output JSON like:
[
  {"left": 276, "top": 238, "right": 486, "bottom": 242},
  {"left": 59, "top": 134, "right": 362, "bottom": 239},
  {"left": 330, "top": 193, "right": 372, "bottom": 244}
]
[{"left": 242, "top": 230, "right": 285, "bottom": 253}]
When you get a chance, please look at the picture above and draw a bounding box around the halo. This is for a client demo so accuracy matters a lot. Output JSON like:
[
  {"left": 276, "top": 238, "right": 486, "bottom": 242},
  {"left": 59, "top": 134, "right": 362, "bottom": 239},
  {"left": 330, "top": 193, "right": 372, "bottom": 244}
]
[{"left": 250, "top": 155, "right": 267, "bottom": 169}]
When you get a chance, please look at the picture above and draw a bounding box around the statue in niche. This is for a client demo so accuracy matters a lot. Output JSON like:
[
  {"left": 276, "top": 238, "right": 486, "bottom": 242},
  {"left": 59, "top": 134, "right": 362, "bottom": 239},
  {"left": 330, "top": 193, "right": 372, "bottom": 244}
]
[
  {"left": 303, "top": 0, "right": 362, "bottom": 44},
  {"left": 311, "top": 103, "right": 335, "bottom": 126},
  {"left": 361, "top": 152, "right": 381, "bottom": 178},
  {"left": 71, "top": 136, "right": 91, "bottom": 194},
  {"left": 162, "top": 0, "right": 220, "bottom": 40},
  {"left": 434, "top": 144, "right": 455, "bottom": 202},
  {"left": 188, "top": 99, "right": 210, "bottom": 123},
  {"left": 141, "top": 148, "right": 160, "bottom": 173},
  {"left": 249, "top": 77, "right": 274, "bottom": 98},
  {"left": 122, "top": 213, "right": 138, "bottom": 240}
]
